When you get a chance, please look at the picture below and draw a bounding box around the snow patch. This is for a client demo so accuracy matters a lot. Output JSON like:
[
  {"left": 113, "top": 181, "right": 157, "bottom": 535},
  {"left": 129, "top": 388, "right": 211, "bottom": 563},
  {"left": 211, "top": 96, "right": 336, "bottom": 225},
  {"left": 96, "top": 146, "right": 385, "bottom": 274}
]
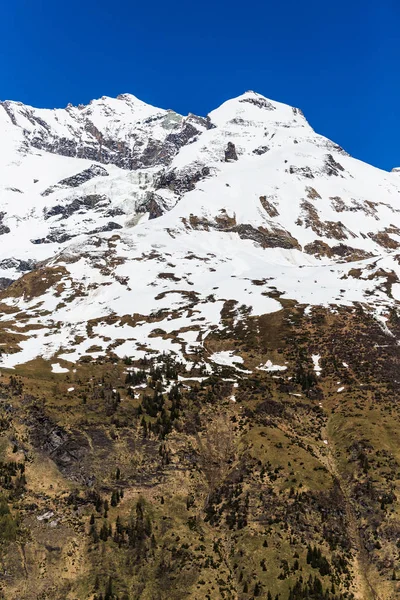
[
  {"left": 209, "top": 351, "right": 243, "bottom": 368},
  {"left": 312, "top": 354, "right": 322, "bottom": 376},
  {"left": 257, "top": 360, "right": 287, "bottom": 372},
  {"left": 51, "top": 363, "right": 70, "bottom": 374}
]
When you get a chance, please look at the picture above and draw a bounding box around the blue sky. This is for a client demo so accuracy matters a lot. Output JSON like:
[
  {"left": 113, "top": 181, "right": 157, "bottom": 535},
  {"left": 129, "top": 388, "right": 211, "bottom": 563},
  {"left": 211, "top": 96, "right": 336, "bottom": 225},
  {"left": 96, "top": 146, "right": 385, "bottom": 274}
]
[{"left": 1, "top": 0, "right": 398, "bottom": 170}]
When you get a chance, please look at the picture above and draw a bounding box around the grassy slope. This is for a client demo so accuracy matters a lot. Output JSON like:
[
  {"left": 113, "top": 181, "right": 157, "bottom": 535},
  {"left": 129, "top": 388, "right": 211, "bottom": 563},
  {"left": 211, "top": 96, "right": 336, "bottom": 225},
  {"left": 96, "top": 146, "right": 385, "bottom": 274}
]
[{"left": 0, "top": 303, "right": 399, "bottom": 599}]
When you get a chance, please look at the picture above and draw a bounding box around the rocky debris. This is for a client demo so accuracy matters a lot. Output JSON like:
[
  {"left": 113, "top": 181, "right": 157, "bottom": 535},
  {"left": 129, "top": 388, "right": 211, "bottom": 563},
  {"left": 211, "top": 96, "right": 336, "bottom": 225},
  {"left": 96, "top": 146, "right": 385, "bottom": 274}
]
[
  {"left": 44, "top": 194, "right": 110, "bottom": 220},
  {"left": 156, "top": 165, "right": 211, "bottom": 195},
  {"left": 323, "top": 153, "right": 345, "bottom": 177},
  {"left": 224, "top": 142, "right": 238, "bottom": 162},
  {"left": 252, "top": 145, "right": 270, "bottom": 155},
  {"left": 42, "top": 165, "right": 109, "bottom": 196}
]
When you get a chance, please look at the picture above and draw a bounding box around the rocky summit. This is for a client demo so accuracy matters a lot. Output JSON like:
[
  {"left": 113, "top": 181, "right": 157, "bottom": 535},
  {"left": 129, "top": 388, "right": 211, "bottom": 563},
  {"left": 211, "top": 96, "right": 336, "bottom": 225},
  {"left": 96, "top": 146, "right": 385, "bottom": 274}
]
[{"left": 0, "top": 91, "right": 399, "bottom": 600}]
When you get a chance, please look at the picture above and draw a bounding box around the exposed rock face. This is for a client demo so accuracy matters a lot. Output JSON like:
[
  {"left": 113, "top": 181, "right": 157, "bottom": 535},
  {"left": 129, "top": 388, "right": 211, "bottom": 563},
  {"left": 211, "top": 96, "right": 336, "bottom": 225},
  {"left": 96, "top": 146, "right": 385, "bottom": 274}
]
[
  {"left": 28, "top": 406, "right": 91, "bottom": 482},
  {"left": 239, "top": 95, "right": 275, "bottom": 110},
  {"left": 31, "top": 221, "right": 122, "bottom": 244},
  {"left": 323, "top": 153, "right": 345, "bottom": 176},
  {"left": 224, "top": 142, "right": 238, "bottom": 162},
  {"left": 42, "top": 165, "right": 109, "bottom": 196},
  {"left": 0, "top": 212, "right": 10, "bottom": 235},
  {"left": 369, "top": 230, "right": 400, "bottom": 249},
  {"left": 259, "top": 196, "right": 279, "bottom": 217},
  {"left": 0, "top": 277, "right": 14, "bottom": 290},
  {"left": 289, "top": 165, "right": 315, "bottom": 178},
  {"left": 156, "top": 166, "right": 211, "bottom": 194},
  {"left": 0, "top": 258, "right": 37, "bottom": 272},
  {"left": 44, "top": 195, "right": 110, "bottom": 220},
  {"left": 89, "top": 221, "right": 123, "bottom": 235},
  {"left": 304, "top": 240, "right": 373, "bottom": 261},
  {"left": 1, "top": 96, "right": 206, "bottom": 172},
  {"left": 297, "top": 200, "right": 356, "bottom": 240},
  {"left": 58, "top": 164, "right": 109, "bottom": 188},
  {"left": 252, "top": 145, "right": 270, "bottom": 155},
  {"left": 184, "top": 216, "right": 300, "bottom": 250},
  {"left": 305, "top": 187, "right": 322, "bottom": 200},
  {"left": 31, "top": 231, "right": 76, "bottom": 245},
  {"left": 136, "top": 192, "right": 168, "bottom": 220},
  {"left": 231, "top": 224, "right": 301, "bottom": 250}
]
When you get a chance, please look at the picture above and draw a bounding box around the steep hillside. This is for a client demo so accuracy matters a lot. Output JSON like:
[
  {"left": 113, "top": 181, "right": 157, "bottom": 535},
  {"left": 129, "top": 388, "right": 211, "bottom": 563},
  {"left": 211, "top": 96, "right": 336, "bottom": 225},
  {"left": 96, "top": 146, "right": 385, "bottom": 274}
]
[{"left": 0, "top": 91, "right": 399, "bottom": 600}]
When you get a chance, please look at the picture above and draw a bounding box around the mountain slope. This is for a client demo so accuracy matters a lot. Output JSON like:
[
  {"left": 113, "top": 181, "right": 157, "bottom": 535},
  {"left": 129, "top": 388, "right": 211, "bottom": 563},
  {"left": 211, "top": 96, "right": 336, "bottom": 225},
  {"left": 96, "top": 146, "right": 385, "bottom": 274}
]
[
  {"left": 0, "top": 91, "right": 400, "bottom": 368},
  {"left": 0, "top": 91, "right": 400, "bottom": 600}
]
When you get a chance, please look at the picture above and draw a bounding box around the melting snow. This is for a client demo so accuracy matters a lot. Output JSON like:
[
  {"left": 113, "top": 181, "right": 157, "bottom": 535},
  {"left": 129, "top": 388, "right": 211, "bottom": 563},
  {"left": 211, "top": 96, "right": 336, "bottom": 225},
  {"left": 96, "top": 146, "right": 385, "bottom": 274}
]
[
  {"left": 257, "top": 360, "right": 287, "bottom": 372},
  {"left": 209, "top": 351, "right": 243, "bottom": 367},
  {"left": 51, "top": 363, "right": 70, "bottom": 374}
]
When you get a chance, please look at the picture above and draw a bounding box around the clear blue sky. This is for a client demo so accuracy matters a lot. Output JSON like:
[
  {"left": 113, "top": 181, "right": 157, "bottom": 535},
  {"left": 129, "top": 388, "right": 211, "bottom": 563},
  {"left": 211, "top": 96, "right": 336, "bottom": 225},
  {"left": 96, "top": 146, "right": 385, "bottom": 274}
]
[{"left": 1, "top": 0, "right": 398, "bottom": 170}]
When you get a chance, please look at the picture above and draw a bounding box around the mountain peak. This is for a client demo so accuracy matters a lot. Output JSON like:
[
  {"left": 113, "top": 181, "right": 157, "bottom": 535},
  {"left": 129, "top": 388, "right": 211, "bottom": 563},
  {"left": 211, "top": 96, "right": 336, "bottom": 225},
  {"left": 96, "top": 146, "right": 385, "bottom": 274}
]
[{"left": 208, "top": 90, "right": 310, "bottom": 131}]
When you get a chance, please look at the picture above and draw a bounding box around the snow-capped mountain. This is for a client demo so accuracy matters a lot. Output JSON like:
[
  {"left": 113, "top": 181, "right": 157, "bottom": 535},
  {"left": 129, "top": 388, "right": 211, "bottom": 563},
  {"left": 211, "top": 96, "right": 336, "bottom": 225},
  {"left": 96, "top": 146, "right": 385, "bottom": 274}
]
[{"left": 1, "top": 90, "right": 400, "bottom": 368}]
